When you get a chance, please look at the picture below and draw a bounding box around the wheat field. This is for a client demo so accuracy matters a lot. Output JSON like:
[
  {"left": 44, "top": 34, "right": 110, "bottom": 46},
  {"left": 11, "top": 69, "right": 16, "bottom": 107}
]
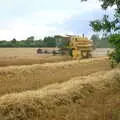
[
  {"left": 0, "top": 48, "right": 108, "bottom": 67},
  {"left": 0, "top": 48, "right": 71, "bottom": 66},
  {"left": 0, "top": 48, "right": 119, "bottom": 120},
  {"left": 0, "top": 68, "right": 120, "bottom": 120},
  {"left": 0, "top": 57, "right": 110, "bottom": 96}
]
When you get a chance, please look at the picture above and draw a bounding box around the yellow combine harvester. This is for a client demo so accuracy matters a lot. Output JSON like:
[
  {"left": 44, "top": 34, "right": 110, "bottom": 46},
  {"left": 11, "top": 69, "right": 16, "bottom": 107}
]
[
  {"left": 69, "top": 36, "right": 93, "bottom": 59},
  {"left": 55, "top": 35, "right": 94, "bottom": 59}
]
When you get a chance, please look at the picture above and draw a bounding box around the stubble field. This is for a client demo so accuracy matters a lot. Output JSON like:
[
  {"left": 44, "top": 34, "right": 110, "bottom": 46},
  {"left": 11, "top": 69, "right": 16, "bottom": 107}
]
[
  {"left": 0, "top": 48, "right": 71, "bottom": 66},
  {"left": 0, "top": 48, "right": 109, "bottom": 66},
  {"left": 0, "top": 48, "right": 120, "bottom": 120}
]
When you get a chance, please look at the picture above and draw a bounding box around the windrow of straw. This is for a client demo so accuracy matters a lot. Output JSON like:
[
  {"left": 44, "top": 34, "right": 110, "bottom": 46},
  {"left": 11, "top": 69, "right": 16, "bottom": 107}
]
[
  {"left": 0, "top": 57, "right": 110, "bottom": 96},
  {"left": 0, "top": 69, "right": 120, "bottom": 120}
]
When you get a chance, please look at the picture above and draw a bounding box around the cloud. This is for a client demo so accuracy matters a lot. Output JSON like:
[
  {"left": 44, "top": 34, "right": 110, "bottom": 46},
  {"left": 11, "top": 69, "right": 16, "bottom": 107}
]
[
  {"left": 0, "top": 9, "right": 79, "bottom": 40},
  {"left": 0, "top": 0, "right": 115, "bottom": 40},
  {"left": 0, "top": 20, "right": 57, "bottom": 40},
  {"left": 33, "top": 10, "right": 79, "bottom": 25}
]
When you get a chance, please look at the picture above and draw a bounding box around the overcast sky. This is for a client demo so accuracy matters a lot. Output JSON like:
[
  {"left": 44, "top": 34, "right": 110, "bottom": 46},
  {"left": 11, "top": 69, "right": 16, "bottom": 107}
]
[{"left": 0, "top": 0, "right": 114, "bottom": 40}]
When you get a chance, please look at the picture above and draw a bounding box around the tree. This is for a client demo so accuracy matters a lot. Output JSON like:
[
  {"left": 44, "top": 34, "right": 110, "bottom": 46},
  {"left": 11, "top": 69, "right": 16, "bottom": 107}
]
[
  {"left": 81, "top": 0, "right": 120, "bottom": 33},
  {"left": 82, "top": 0, "right": 120, "bottom": 65},
  {"left": 91, "top": 34, "right": 100, "bottom": 48},
  {"left": 43, "top": 36, "right": 56, "bottom": 47},
  {"left": 91, "top": 34, "right": 111, "bottom": 48},
  {"left": 24, "top": 36, "right": 35, "bottom": 47},
  {"left": 11, "top": 38, "right": 17, "bottom": 43},
  {"left": 90, "top": 13, "right": 120, "bottom": 34},
  {"left": 81, "top": 0, "right": 120, "bottom": 11},
  {"left": 26, "top": 36, "right": 35, "bottom": 42},
  {"left": 91, "top": 34, "right": 100, "bottom": 41}
]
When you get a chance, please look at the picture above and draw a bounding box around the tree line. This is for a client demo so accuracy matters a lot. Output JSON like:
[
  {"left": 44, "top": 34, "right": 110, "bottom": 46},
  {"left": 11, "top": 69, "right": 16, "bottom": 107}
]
[
  {"left": 0, "top": 36, "right": 56, "bottom": 48},
  {"left": 91, "top": 34, "right": 111, "bottom": 48},
  {"left": 0, "top": 35, "right": 111, "bottom": 48},
  {"left": 82, "top": 0, "right": 120, "bottom": 65}
]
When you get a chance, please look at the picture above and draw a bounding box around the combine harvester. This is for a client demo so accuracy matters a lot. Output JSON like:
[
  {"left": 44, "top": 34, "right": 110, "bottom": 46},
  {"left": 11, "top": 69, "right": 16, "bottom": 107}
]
[{"left": 55, "top": 35, "right": 94, "bottom": 59}]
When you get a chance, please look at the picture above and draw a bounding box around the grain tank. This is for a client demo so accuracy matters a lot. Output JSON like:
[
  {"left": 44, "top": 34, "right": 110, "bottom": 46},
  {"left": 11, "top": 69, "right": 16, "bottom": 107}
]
[{"left": 69, "top": 35, "right": 93, "bottom": 59}]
